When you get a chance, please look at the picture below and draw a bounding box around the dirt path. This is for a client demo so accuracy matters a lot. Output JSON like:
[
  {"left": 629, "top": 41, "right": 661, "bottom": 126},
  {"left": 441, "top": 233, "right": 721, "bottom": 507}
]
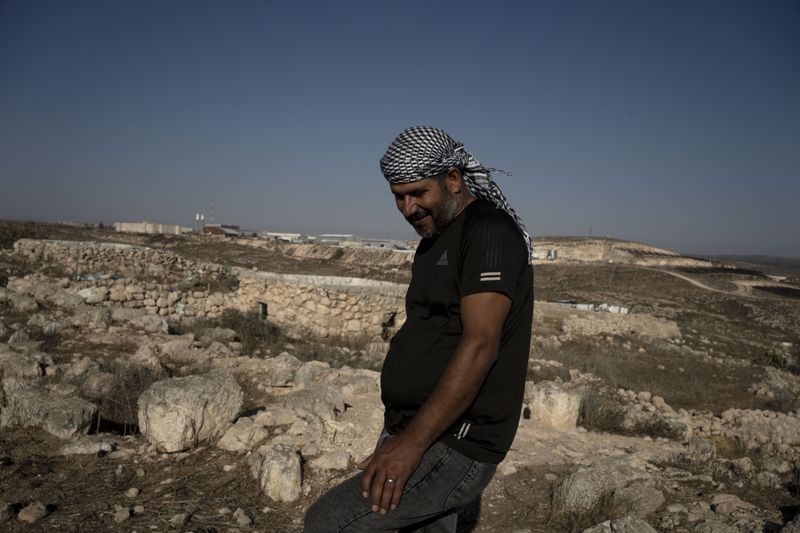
[{"left": 638, "top": 267, "right": 730, "bottom": 294}]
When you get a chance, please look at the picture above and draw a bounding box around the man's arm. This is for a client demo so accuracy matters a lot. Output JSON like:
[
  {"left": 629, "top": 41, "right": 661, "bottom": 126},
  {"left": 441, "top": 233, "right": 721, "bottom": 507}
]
[{"left": 358, "top": 291, "right": 511, "bottom": 514}]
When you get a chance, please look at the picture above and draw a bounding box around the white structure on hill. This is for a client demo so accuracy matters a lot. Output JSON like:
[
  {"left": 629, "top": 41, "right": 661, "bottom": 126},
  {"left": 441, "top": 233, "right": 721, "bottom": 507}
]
[{"left": 115, "top": 222, "right": 189, "bottom": 235}]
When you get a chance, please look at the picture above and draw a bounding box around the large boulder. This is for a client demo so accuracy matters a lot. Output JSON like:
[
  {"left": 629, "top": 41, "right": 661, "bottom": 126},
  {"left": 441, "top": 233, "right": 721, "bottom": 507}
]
[
  {"left": 552, "top": 456, "right": 654, "bottom": 517},
  {"left": 247, "top": 443, "right": 302, "bottom": 502},
  {"left": 49, "top": 289, "right": 84, "bottom": 308},
  {"left": 77, "top": 287, "right": 109, "bottom": 304},
  {"left": 8, "top": 294, "right": 39, "bottom": 314},
  {"left": 262, "top": 352, "right": 302, "bottom": 387},
  {"left": 281, "top": 385, "right": 345, "bottom": 422},
  {"left": 0, "top": 387, "right": 97, "bottom": 439},
  {"left": 524, "top": 381, "right": 582, "bottom": 430},
  {"left": 0, "top": 347, "right": 46, "bottom": 379},
  {"left": 129, "top": 314, "right": 168, "bottom": 334},
  {"left": 137, "top": 370, "right": 243, "bottom": 452},
  {"left": 69, "top": 307, "right": 113, "bottom": 330}
]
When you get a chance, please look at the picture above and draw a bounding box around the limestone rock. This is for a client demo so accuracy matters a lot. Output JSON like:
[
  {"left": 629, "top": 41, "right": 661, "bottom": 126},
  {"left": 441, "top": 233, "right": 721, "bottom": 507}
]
[
  {"left": 198, "top": 327, "right": 237, "bottom": 345},
  {"left": 130, "top": 343, "right": 162, "bottom": 370},
  {"left": 9, "top": 294, "right": 39, "bottom": 313},
  {"left": 709, "top": 493, "right": 755, "bottom": 515},
  {"left": 80, "top": 371, "right": 116, "bottom": 398},
  {"left": 583, "top": 515, "right": 657, "bottom": 533},
  {"left": 694, "top": 519, "right": 739, "bottom": 533},
  {"left": 111, "top": 307, "right": 146, "bottom": 322},
  {"left": 612, "top": 481, "right": 665, "bottom": 516},
  {"left": 17, "top": 501, "right": 47, "bottom": 523},
  {"left": 281, "top": 386, "right": 344, "bottom": 421},
  {"left": 113, "top": 505, "right": 130, "bottom": 523},
  {"left": 0, "top": 348, "right": 45, "bottom": 379},
  {"left": 247, "top": 443, "right": 302, "bottom": 502},
  {"left": 1, "top": 387, "right": 97, "bottom": 439},
  {"left": 77, "top": 286, "right": 109, "bottom": 304},
  {"left": 7, "top": 329, "right": 30, "bottom": 345},
  {"left": 524, "top": 381, "right": 582, "bottom": 430},
  {"left": 49, "top": 289, "right": 84, "bottom": 308},
  {"left": 137, "top": 370, "right": 243, "bottom": 452},
  {"left": 169, "top": 513, "right": 189, "bottom": 526},
  {"left": 309, "top": 449, "right": 351, "bottom": 471},
  {"left": 294, "top": 360, "right": 333, "bottom": 389},
  {"left": 233, "top": 507, "right": 252, "bottom": 526},
  {"left": 552, "top": 456, "right": 653, "bottom": 516},
  {"left": 216, "top": 417, "right": 270, "bottom": 452},
  {"left": 69, "top": 307, "right": 112, "bottom": 330},
  {"left": 59, "top": 437, "right": 114, "bottom": 455},
  {"left": 263, "top": 352, "right": 302, "bottom": 386},
  {"left": 129, "top": 314, "right": 168, "bottom": 334}
]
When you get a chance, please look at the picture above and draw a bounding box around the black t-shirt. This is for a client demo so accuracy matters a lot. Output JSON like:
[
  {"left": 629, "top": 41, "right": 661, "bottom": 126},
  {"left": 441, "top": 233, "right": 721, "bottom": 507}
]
[{"left": 381, "top": 199, "right": 534, "bottom": 464}]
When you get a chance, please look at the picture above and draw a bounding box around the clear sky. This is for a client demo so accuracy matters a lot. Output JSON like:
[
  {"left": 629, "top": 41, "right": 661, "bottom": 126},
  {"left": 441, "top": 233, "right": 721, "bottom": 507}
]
[{"left": 1, "top": 1, "right": 798, "bottom": 256}]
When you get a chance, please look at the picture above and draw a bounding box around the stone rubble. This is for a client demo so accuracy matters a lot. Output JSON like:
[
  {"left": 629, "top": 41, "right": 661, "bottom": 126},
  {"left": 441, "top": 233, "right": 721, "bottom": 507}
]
[{"left": 2, "top": 238, "right": 799, "bottom": 530}]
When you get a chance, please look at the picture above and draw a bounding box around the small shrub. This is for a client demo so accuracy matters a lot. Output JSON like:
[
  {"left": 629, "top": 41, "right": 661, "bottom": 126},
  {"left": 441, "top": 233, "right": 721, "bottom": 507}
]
[
  {"left": 710, "top": 435, "right": 746, "bottom": 460},
  {"left": 218, "top": 308, "right": 284, "bottom": 353},
  {"left": 549, "top": 487, "right": 621, "bottom": 533},
  {"left": 0, "top": 221, "right": 43, "bottom": 249},
  {"left": 578, "top": 390, "right": 625, "bottom": 433},
  {"left": 627, "top": 416, "right": 687, "bottom": 441},
  {"left": 94, "top": 362, "right": 167, "bottom": 435}
]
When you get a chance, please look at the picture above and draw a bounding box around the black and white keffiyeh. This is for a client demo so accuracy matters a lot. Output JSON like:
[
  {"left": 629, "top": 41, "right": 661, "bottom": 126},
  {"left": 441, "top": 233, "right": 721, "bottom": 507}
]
[{"left": 380, "top": 126, "right": 532, "bottom": 262}]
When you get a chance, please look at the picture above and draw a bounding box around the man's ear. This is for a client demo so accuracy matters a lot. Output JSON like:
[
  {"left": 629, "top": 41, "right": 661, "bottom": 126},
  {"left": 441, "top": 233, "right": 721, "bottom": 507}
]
[{"left": 444, "top": 167, "right": 464, "bottom": 194}]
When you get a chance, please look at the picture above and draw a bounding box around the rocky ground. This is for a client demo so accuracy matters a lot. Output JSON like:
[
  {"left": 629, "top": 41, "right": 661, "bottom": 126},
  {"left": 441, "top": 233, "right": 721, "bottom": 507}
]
[{"left": 1, "top": 221, "right": 800, "bottom": 532}]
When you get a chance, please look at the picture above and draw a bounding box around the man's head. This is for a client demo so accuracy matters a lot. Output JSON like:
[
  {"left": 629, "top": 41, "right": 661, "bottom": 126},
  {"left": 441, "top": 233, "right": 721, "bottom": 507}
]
[
  {"left": 379, "top": 126, "right": 532, "bottom": 258},
  {"left": 390, "top": 168, "right": 472, "bottom": 238},
  {"left": 380, "top": 126, "right": 474, "bottom": 238}
]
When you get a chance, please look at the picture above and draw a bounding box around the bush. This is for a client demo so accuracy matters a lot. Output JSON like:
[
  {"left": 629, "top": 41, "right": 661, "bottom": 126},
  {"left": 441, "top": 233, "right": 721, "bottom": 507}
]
[
  {"left": 93, "top": 362, "right": 167, "bottom": 435},
  {"left": 549, "top": 488, "right": 621, "bottom": 533},
  {"left": 218, "top": 308, "right": 284, "bottom": 354},
  {"left": 578, "top": 389, "right": 625, "bottom": 433},
  {"left": 0, "top": 221, "right": 42, "bottom": 249}
]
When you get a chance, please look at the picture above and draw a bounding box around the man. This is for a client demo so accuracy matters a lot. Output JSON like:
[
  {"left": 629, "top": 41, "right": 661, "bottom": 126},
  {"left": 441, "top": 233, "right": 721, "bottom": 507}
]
[{"left": 304, "top": 126, "right": 533, "bottom": 532}]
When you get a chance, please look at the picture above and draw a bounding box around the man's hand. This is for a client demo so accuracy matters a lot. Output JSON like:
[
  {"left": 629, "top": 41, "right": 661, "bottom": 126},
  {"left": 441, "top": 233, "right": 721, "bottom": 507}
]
[{"left": 357, "top": 433, "right": 426, "bottom": 514}]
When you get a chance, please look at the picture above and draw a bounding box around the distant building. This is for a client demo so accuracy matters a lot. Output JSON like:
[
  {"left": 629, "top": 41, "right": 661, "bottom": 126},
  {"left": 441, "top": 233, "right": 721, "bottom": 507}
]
[
  {"left": 262, "top": 232, "right": 304, "bottom": 243},
  {"left": 115, "top": 222, "right": 188, "bottom": 235},
  {"left": 318, "top": 233, "right": 355, "bottom": 245}
]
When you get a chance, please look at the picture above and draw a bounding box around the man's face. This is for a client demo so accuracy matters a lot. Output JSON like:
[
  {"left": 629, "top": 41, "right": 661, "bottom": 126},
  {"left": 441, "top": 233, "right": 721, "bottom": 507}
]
[{"left": 390, "top": 175, "right": 460, "bottom": 238}]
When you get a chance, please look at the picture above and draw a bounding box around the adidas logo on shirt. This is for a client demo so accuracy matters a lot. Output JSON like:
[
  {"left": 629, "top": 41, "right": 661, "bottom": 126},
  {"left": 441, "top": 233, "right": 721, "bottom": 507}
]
[
  {"left": 436, "top": 250, "right": 448, "bottom": 266},
  {"left": 480, "top": 271, "right": 501, "bottom": 282}
]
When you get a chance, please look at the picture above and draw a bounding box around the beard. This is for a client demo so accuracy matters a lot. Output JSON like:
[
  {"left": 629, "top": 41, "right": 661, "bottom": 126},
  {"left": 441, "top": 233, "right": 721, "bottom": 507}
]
[{"left": 408, "top": 192, "right": 461, "bottom": 239}]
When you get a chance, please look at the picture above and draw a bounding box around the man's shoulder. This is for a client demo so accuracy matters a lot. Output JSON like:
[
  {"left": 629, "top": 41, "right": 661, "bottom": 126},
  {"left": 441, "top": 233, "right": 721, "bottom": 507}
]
[{"left": 463, "top": 200, "right": 524, "bottom": 242}]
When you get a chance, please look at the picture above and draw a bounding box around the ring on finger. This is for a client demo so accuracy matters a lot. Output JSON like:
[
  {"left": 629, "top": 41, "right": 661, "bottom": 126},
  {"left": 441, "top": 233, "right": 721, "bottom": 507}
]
[{"left": 386, "top": 478, "right": 395, "bottom": 484}]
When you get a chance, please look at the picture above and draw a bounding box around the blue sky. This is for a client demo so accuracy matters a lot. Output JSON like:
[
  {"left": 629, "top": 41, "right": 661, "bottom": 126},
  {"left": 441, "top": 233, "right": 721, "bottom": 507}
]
[{"left": 1, "top": 0, "right": 798, "bottom": 256}]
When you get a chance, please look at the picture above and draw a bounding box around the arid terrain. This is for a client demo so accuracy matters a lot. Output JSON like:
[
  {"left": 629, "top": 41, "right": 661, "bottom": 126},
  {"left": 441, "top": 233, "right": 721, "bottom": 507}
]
[{"left": 1, "top": 220, "right": 799, "bottom": 532}]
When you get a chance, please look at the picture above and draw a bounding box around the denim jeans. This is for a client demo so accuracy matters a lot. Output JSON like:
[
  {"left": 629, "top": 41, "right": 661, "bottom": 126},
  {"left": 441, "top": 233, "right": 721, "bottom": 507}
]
[{"left": 303, "top": 441, "right": 496, "bottom": 532}]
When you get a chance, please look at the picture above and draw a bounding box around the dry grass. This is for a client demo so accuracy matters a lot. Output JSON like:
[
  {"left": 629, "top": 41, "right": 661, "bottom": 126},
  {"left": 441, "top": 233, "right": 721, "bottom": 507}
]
[
  {"left": 710, "top": 435, "right": 747, "bottom": 460},
  {"left": 91, "top": 360, "right": 168, "bottom": 435},
  {"left": 578, "top": 389, "right": 625, "bottom": 433},
  {"left": 541, "top": 338, "right": 771, "bottom": 414},
  {"left": 548, "top": 487, "right": 622, "bottom": 533}
]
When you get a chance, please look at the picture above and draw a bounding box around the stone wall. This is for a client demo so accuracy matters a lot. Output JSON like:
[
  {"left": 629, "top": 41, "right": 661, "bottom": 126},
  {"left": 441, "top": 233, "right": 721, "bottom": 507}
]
[
  {"left": 13, "top": 239, "right": 221, "bottom": 283},
  {"left": 10, "top": 239, "right": 408, "bottom": 346},
  {"left": 233, "top": 271, "right": 406, "bottom": 341}
]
